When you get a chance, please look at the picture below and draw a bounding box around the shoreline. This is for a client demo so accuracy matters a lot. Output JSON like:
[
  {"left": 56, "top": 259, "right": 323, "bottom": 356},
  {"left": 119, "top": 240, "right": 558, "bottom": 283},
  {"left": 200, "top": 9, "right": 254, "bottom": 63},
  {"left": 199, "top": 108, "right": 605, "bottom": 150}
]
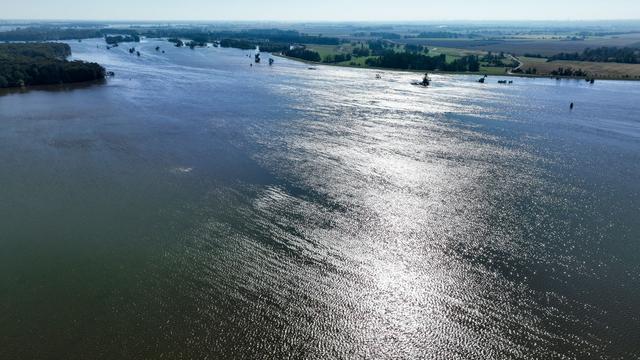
[
  {"left": 273, "top": 53, "right": 640, "bottom": 82},
  {"left": 0, "top": 78, "right": 107, "bottom": 96}
]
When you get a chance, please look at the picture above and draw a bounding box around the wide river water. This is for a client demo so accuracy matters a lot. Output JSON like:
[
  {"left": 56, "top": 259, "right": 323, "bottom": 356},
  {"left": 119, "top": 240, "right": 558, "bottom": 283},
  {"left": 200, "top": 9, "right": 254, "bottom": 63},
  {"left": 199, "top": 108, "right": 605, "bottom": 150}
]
[{"left": 1, "top": 39, "right": 639, "bottom": 359}]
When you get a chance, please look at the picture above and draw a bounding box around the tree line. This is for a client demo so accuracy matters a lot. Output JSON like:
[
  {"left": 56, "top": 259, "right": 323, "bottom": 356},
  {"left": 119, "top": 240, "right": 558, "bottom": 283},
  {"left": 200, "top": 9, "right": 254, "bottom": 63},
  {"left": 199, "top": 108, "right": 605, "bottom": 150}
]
[
  {"left": 550, "top": 67, "right": 588, "bottom": 77},
  {"left": 282, "top": 48, "right": 321, "bottom": 62},
  {"left": 0, "top": 27, "right": 139, "bottom": 42},
  {"left": 365, "top": 51, "right": 480, "bottom": 72},
  {"left": 0, "top": 43, "right": 105, "bottom": 88},
  {"left": 0, "top": 26, "right": 342, "bottom": 56},
  {"left": 284, "top": 44, "right": 481, "bottom": 72},
  {"left": 548, "top": 47, "right": 640, "bottom": 64},
  {"left": 105, "top": 34, "right": 140, "bottom": 45}
]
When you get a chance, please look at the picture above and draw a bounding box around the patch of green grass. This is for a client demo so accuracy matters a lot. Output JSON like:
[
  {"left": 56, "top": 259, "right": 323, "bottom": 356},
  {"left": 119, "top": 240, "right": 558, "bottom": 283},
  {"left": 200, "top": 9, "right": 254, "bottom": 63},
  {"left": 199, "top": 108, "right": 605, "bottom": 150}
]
[
  {"left": 305, "top": 43, "right": 524, "bottom": 75},
  {"left": 337, "top": 56, "right": 376, "bottom": 67},
  {"left": 307, "top": 44, "right": 355, "bottom": 60},
  {"left": 308, "top": 44, "right": 490, "bottom": 65},
  {"left": 479, "top": 66, "right": 511, "bottom": 75},
  {"left": 518, "top": 57, "right": 640, "bottom": 79}
]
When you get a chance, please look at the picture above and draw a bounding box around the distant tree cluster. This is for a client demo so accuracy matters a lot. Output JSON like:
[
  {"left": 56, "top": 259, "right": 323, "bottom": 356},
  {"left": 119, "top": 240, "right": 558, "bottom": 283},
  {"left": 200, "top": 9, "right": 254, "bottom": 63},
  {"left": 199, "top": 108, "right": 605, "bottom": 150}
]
[
  {"left": 548, "top": 47, "right": 640, "bottom": 63},
  {"left": 105, "top": 34, "right": 140, "bottom": 44},
  {"left": 323, "top": 53, "right": 352, "bottom": 63},
  {"left": 445, "top": 55, "right": 481, "bottom": 72},
  {"left": 404, "top": 44, "right": 428, "bottom": 54},
  {"left": 219, "top": 38, "right": 255, "bottom": 50},
  {"left": 159, "top": 29, "right": 341, "bottom": 47},
  {"left": 414, "top": 31, "right": 478, "bottom": 39},
  {"left": 258, "top": 43, "right": 290, "bottom": 53},
  {"left": 550, "top": 67, "right": 588, "bottom": 77},
  {"left": 168, "top": 38, "right": 185, "bottom": 47},
  {"left": 283, "top": 48, "right": 321, "bottom": 62},
  {"left": 216, "top": 38, "right": 287, "bottom": 53},
  {"left": 0, "top": 43, "right": 105, "bottom": 88},
  {"left": 352, "top": 47, "right": 371, "bottom": 57},
  {"left": 481, "top": 51, "right": 512, "bottom": 67},
  {"left": 0, "top": 43, "right": 71, "bottom": 59},
  {"left": 369, "top": 32, "right": 402, "bottom": 39},
  {"left": 0, "top": 26, "right": 141, "bottom": 42},
  {"left": 187, "top": 40, "right": 207, "bottom": 49},
  {"left": 0, "top": 27, "right": 102, "bottom": 41},
  {"left": 365, "top": 51, "right": 480, "bottom": 72},
  {"left": 367, "top": 40, "right": 396, "bottom": 56}
]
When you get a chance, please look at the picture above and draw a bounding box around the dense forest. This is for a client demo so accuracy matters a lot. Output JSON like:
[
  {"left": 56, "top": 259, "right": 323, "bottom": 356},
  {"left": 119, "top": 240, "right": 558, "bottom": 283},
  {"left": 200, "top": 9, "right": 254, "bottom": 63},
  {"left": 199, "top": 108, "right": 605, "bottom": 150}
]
[
  {"left": 209, "top": 29, "right": 341, "bottom": 45},
  {"left": 218, "top": 38, "right": 256, "bottom": 50},
  {"left": 352, "top": 47, "right": 371, "bottom": 57},
  {"left": 0, "top": 43, "right": 105, "bottom": 88},
  {"left": 548, "top": 47, "right": 640, "bottom": 63},
  {"left": 212, "top": 29, "right": 339, "bottom": 53},
  {"left": 1, "top": 43, "right": 72, "bottom": 59},
  {"left": 0, "top": 27, "right": 339, "bottom": 49},
  {"left": 149, "top": 28, "right": 340, "bottom": 48},
  {"left": 282, "top": 48, "right": 322, "bottom": 62},
  {"left": 162, "top": 29, "right": 330, "bottom": 54},
  {"left": 365, "top": 51, "right": 481, "bottom": 72},
  {"left": 0, "top": 27, "right": 140, "bottom": 42},
  {"left": 0, "top": 27, "right": 102, "bottom": 41}
]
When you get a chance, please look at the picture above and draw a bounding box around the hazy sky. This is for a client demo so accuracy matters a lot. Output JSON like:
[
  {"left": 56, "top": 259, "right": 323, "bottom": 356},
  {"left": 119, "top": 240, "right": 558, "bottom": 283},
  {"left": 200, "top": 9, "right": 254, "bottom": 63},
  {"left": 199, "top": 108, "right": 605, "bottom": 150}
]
[{"left": 4, "top": 0, "right": 640, "bottom": 21}]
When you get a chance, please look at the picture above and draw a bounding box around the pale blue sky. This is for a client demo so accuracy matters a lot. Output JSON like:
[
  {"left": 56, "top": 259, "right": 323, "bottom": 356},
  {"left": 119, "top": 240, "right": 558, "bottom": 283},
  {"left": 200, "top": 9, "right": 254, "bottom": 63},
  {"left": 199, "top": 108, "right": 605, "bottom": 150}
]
[{"left": 4, "top": 0, "right": 640, "bottom": 21}]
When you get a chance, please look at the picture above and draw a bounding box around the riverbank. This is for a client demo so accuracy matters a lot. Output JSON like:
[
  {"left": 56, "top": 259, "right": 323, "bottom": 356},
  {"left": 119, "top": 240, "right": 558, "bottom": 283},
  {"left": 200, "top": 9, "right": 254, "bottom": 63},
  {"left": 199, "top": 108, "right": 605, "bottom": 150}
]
[
  {"left": 0, "top": 43, "right": 106, "bottom": 89},
  {"left": 0, "top": 78, "right": 107, "bottom": 96},
  {"left": 3, "top": 36, "right": 640, "bottom": 359},
  {"left": 274, "top": 52, "right": 640, "bottom": 81}
]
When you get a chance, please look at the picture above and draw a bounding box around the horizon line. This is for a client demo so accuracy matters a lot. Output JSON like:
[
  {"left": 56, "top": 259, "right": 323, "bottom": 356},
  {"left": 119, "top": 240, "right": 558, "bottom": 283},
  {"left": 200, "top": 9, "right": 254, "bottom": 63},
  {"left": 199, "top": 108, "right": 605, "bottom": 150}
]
[{"left": 2, "top": 18, "right": 640, "bottom": 23}]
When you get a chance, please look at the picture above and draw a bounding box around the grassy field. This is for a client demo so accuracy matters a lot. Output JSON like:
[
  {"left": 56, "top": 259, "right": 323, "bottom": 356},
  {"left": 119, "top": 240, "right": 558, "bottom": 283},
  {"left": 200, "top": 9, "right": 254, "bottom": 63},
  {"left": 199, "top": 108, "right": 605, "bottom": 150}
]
[
  {"left": 427, "top": 47, "right": 485, "bottom": 61},
  {"left": 518, "top": 57, "right": 640, "bottom": 79},
  {"left": 307, "top": 44, "right": 489, "bottom": 64},
  {"left": 306, "top": 44, "right": 373, "bottom": 66},
  {"left": 307, "top": 44, "right": 353, "bottom": 59},
  {"left": 304, "top": 42, "right": 640, "bottom": 79},
  {"left": 404, "top": 35, "right": 640, "bottom": 57}
]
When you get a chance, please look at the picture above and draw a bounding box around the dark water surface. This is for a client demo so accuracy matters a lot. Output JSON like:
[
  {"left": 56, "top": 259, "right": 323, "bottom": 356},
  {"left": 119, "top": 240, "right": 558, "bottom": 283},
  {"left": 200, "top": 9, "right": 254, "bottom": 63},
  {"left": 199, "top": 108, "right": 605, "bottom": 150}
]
[{"left": 1, "top": 39, "right": 639, "bottom": 359}]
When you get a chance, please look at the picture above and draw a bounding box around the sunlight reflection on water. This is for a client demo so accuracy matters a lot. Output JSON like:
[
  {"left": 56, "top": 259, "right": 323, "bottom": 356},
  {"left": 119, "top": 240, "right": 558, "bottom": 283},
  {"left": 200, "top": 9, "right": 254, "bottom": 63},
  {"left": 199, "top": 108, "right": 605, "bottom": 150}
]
[{"left": 1, "top": 38, "right": 639, "bottom": 359}]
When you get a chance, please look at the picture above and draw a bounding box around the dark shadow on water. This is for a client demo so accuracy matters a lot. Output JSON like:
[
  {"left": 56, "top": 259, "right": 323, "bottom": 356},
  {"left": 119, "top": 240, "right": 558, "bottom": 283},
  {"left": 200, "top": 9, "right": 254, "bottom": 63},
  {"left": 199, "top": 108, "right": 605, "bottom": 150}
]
[{"left": 0, "top": 79, "right": 107, "bottom": 97}]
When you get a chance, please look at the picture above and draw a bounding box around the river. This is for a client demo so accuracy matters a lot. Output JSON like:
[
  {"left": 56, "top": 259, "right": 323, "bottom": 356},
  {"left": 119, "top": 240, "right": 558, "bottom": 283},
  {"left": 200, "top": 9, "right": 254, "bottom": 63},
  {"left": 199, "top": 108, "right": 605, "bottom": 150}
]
[{"left": 1, "top": 38, "right": 639, "bottom": 359}]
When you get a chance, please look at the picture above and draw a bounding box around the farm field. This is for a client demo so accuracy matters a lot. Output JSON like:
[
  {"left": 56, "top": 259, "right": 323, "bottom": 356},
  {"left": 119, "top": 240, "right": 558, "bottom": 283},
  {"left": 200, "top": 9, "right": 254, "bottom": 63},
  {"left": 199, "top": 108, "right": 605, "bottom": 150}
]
[
  {"left": 404, "top": 34, "right": 640, "bottom": 56},
  {"left": 306, "top": 43, "right": 492, "bottom": 63},
  {"left": 520, "top": 58, "right": 640, "bottom": 79},
  {"left": 518, "top": 57, "right": 640, "bottom": 79}
]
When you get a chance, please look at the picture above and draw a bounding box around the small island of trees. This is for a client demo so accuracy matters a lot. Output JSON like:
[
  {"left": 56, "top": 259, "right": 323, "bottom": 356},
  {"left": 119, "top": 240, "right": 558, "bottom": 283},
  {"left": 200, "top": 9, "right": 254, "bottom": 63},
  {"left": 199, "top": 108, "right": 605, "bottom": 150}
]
[
  {"left": 0, "top": 43, "right": 105, "bottom": 88},
  {"left": 105, "top": 34, "right": 140, "bottom": 45}
]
